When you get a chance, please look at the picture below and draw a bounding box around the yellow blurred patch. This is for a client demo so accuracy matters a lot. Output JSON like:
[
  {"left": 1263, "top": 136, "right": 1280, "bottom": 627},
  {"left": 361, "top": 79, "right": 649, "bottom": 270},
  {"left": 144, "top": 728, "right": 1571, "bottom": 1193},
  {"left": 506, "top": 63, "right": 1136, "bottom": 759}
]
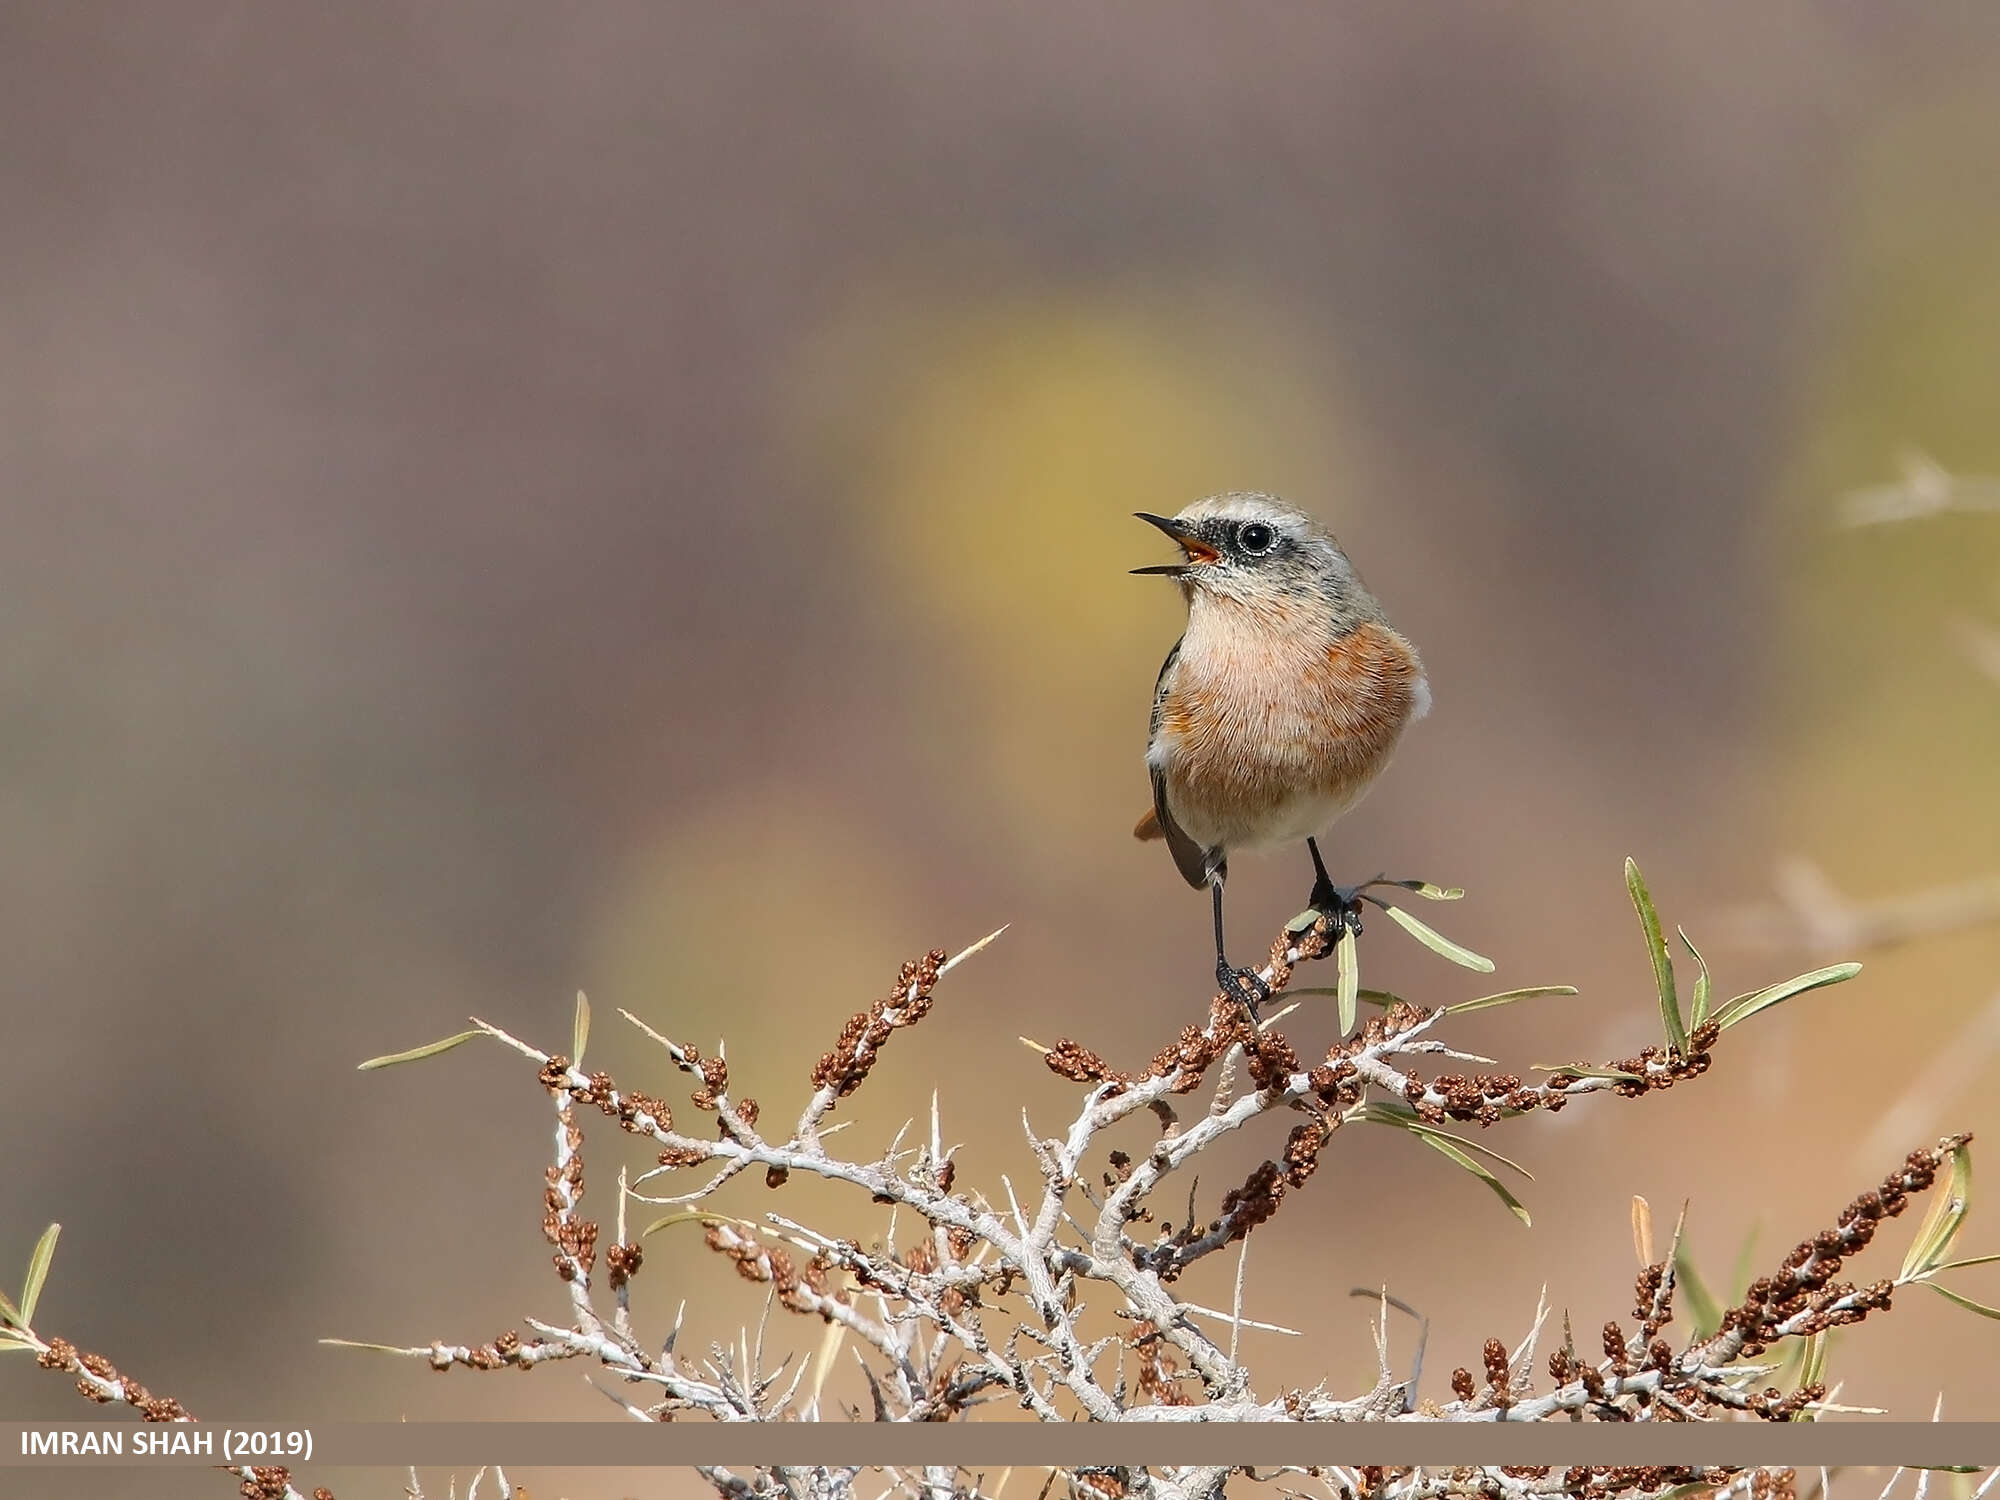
[
  {"left": 789, "top": 285, "right": 1353, "bottom": 866},
  {"left": 1779, "top": 81, "right": 2000, "bottom": 893},
  {"left": 586, "top": 790, "right": 924, "bottom": 1065},
  {"left": 1772, "top": 79, "right": 2000, "bottom": 1078}
]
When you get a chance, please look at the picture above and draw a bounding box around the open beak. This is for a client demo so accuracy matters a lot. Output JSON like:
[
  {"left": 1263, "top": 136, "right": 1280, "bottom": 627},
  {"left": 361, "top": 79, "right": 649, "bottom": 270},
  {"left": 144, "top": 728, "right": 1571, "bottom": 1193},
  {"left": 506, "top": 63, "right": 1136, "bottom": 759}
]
[{"left": 1130, "top": 512, "right": 1220, "bottom": 576}]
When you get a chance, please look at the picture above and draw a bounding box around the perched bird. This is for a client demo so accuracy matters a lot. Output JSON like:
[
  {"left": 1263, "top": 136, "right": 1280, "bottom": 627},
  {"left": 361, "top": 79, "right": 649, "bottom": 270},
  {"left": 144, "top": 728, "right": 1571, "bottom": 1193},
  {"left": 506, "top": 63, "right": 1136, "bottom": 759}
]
[{"left": 1132, "top": 493, "right": 1429, "bottom": 1003}]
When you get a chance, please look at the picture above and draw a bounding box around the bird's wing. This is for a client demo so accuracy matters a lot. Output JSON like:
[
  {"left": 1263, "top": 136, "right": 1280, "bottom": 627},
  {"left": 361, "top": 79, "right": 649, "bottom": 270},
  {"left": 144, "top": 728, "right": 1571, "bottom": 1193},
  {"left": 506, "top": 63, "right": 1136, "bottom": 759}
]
[
  {"left": 1143, "top": 637, "right": 1217, "bottom": 889},
  {"left": 1150, "top": 764, "right": 1214, "bottom": 889},
  {"left": 1148, "top": 636, "right": 1181, "bottom": 744}
]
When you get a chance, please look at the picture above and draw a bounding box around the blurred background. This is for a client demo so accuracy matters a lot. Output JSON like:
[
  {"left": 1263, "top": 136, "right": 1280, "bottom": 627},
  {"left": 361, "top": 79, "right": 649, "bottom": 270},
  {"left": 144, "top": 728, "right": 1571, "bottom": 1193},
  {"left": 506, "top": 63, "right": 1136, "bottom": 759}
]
[{"left": 4, "top": 4, "right": 2000, "bottom": 1496}]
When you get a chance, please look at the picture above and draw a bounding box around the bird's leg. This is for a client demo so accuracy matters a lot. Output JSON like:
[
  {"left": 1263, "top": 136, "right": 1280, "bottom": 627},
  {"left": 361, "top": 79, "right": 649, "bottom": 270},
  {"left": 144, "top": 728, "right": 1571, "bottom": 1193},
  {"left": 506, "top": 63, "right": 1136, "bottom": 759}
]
[
  {"left": 1212, "top": 879, "right": 1269, "bottom": 1012},
  {"left": 1305, "top": 837, "right": 1365, "bottom": 936}
]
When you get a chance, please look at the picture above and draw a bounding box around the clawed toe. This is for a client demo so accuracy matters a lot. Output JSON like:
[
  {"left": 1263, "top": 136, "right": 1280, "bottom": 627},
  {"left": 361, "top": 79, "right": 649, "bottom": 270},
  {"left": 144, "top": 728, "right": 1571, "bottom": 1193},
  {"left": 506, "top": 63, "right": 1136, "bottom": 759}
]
[
  {"left": 1308, "top": 880, "right": 1365, "bottom": 936},
  {"left": 1215, "top": 957, "right": 1271, "bottom": 1014}
]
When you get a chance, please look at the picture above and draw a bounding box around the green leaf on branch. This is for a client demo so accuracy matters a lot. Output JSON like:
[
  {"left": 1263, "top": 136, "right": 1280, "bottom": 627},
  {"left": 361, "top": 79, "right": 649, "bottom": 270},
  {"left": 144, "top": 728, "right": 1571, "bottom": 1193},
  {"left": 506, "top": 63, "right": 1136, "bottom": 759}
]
[
  {"left": 1362, "top": 1103, "right": 1536, "bottom": 1181},
  {"left": 572, "top": 991, "right": 591, "bottom": 1070},
  {"left": 1901, "top": 1142, "right": 1973, "bottom": 1281},
  {"left": 1673, "top": 1236, "right": 1723, "bottom": 1339},
  {"left": 1289, "top": 987, "right": 1402, "bottom": 1010},
  {"left": 1731, "top": 1223, "right": 1762, "bottom": 1303},
  {"left": 1335, "top": 925, "right": 1359, "bottom": 1037},
  {"left": 1927, "top": 1253, "right": 2000, "bottom": 1274},
  {"left": 19, "top": 1223, "right": 59, "bottom": 1327},
  {"left": 1446, "top": 985, "right": 1578, "bottom": 1015},
  {"left": 319, "top": 1338, "right": 422, "bottom": 1355},
  {"left": 1801, "top": 1330, "right": 1830, "bottom": 1394},
  {"left": 1791, "top": 1333, "right": 1832, "bottom": 1419},
  {"left": 357, "top": 1030, "right": 487, "bottom": 1071},
  {"left": 1363, "top": 878, "right": 1465, "bottom": 901},
  {"left": 1412, "top": 1131, "right": 1532, "bottom": 1227},
  {"left": 1926, "top": 1282, "right": 2000, "bottom": 1320},
  {"left": 1625, "top": 858, "right": 1685, "bottom": 1055},
  {"left": 1714, "top": 964, "right": 1863, "bottom": 1032},
  {"left": 1678, "top": 926, "right": 1712, "bottom": 1032},
  {"left": 641, "top": 1208, "right": 753, "bottom": 1240},
  {"left": 1380, "top": 904, "right": 1495, "bottom": 973},
  {"left": 1364, "top": 1104, "right": 1532, "bottom": 1225}
]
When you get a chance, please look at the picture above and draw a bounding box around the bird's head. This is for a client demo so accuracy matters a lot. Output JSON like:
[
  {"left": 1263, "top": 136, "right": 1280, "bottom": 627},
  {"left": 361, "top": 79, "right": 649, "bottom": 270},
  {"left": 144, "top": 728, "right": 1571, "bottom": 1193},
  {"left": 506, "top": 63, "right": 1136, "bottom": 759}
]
[{"left": 1132, "top": 493, "right": 1378, "bottom": 622}]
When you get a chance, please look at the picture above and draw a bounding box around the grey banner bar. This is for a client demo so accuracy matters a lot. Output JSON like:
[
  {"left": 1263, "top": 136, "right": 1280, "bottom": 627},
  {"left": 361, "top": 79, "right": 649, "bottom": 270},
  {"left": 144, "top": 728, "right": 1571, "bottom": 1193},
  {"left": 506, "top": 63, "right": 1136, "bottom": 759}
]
[{"left": 4, "top": 1422, "right": 1999, "bottom": 1470}]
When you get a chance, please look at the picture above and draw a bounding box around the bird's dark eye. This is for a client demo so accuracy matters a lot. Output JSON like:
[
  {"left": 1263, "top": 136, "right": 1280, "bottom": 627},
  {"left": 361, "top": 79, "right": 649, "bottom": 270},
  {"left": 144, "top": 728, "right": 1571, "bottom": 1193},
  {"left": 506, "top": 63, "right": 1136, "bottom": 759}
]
[{"left": 1238, "top": 522, "right": 1276, "bottom": 555}]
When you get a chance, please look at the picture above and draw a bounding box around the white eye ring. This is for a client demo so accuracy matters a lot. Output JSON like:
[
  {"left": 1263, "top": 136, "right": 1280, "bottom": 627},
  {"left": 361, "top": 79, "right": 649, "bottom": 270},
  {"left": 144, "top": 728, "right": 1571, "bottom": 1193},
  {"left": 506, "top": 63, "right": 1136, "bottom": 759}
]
[{"left": 1238, "top": 522, "right": 1276, "bottom": 555}]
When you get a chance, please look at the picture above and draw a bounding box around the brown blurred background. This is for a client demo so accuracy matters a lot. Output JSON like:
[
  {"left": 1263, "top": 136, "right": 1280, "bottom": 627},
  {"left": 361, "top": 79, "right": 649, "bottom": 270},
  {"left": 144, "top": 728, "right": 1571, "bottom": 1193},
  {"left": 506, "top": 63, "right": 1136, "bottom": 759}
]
[{"left": 5, "top": 4, "right": 2000, "bottom": 1496}]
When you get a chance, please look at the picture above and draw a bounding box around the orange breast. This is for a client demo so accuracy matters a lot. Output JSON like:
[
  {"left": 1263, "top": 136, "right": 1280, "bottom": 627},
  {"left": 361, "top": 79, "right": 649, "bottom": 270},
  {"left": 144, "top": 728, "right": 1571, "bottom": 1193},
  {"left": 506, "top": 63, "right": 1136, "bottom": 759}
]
[{"left": 1157, "top": 620, "right": 1423, "bottom": 839}]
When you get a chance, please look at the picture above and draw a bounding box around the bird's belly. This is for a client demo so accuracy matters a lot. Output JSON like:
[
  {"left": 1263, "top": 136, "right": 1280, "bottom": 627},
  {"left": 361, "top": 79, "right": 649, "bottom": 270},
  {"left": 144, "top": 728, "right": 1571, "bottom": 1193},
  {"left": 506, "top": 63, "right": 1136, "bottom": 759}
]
[
  {"left": 1164, "top": 757, "right": 1381, "bottom": 852},
  {"left": 1152, "top": 694, "right": 1391, "bottom": 849},
  {"left": 1149, "top": 616, "right": 1424, "bottom": 856}
]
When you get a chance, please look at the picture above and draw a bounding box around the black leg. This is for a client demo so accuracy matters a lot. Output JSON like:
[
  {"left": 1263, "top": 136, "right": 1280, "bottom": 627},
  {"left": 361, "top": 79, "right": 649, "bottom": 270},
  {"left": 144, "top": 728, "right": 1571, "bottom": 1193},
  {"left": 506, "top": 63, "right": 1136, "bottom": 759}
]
[
  {"left": 1211, "top": 878, "right": 1270, "bottom": 1012},
  {"left": 1305, "top": 837, "right": 1365, "bottom": 936},
  {"left": 1307, "top": 836, "right": 1334, "bottom": 890}
]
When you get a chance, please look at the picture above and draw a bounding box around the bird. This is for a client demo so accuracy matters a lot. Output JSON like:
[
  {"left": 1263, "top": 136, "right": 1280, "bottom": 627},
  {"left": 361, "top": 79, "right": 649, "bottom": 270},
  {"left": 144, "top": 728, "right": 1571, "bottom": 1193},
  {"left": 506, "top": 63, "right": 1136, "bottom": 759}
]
[{"left": 1131, "top": 493, "right": 1429, "bottom": 1006}]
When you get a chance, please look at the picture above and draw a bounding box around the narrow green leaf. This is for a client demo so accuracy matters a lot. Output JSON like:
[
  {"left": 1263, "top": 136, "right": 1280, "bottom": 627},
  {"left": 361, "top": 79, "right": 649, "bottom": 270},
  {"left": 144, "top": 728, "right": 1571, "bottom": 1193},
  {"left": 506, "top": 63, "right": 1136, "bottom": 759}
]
[
  {"left": 0, "top": 1284, "right": 20, "bottom": 1330},
  {"left": 1673, "top": 1236, "right": 1722, "bottom": 1339},
  {"left": 1413, "top": 1127, "right": 1535, "bottom": 1182},
  {"left": 1926, "top": 1253, "right": 2000, "bottom": 1274},
  {"left": 1926, "top": 1282, "right": 2000, "bottom": 1321},
  {"left": 1801, "top": 1330, "right": 1829, "bottom": 1391},
  {"left": 1772, "top": 1337, "right": 1808, "bottom": 1390},
  {"left": 1794, "top": 1330, "right": 1829, "bottom": 1421},
  {"left": 1446, "top": 985, "right": 1579, "bottom": 1015},
  {"left": 0, "top": 1338, "right": 36, "bottom": 1355},
  {"left": 1626, "top": 858, "right": 1685, "bottom": 1055},
  {"left": 572, "top": 991, "right": 591, "bottom": 1070},
  {"left": 319, "top": 1338, "right": 422, "bottom": 1355},
  {"left": 1361, "top": 1103, "right": 1536, "bottom": 1180},
  {"left": 357, "top": 1029, "right": 487, "bottom": 1071},
  {"left": 1335, "top": 925, "right": 1359, "bottom": 1037},
  {"left": 1714, "top": 963, "right": 1863, "bottom": 1031},
  {"left": 1284, "top": 908, "right": 1322, "bottom": 935},
  {"left": 1731, "top": 1223, "right": 1762, "bottom": 1302},
  {"left": 1531, "top": 1063, "right": 1645, "bottom": 1082},
  {"left": 1678, "top": 926, "right": 1712, "bottom": 1032},
  {"left": 641, "top": 1208, "right": 743, "bottom": 1240},
  {"left": 1288, "top": 987, "right": 1400, "bottom": 1009},
  {"left": 1380, "top": 904, "right": 1495, "bottom": 973},
  {"left": 1900, "top": 1143, "right": 1972, "bottom": 1281},
  {"left": 19, "top": 1224, "right": 59, "bottom": 1326},
  {"left": 1409, "top": 1131, "right": 1532, "bottom": 1227},
  {"left": 1364, "top": 878, "right": 1465, "bottom": 901}
]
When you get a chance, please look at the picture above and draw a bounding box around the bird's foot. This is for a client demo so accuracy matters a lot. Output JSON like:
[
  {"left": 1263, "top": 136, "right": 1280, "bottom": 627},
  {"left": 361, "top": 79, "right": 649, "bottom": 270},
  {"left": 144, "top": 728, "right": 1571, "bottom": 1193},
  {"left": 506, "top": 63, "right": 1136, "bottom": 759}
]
[
  {"left": 1216, "top": 955, "right": 1271, "bottom": 1015},
  {"left": 1308, "top": 878, "right": 1366, "bottom": 937}
]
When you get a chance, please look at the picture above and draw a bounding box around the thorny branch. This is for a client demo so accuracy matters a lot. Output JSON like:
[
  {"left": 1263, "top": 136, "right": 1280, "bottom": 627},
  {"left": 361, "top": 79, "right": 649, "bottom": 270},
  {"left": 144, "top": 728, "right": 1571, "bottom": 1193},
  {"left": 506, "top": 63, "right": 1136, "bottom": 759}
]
[
  {"left": 309, "top": 883, "right": 1993, "bottom": 1500},
  {"left": 11, "top": 1320, "right": 321, "bottom": 1500},
  {"left": 24, "top": 876, "right": 1991, "bottom": 1500}
]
